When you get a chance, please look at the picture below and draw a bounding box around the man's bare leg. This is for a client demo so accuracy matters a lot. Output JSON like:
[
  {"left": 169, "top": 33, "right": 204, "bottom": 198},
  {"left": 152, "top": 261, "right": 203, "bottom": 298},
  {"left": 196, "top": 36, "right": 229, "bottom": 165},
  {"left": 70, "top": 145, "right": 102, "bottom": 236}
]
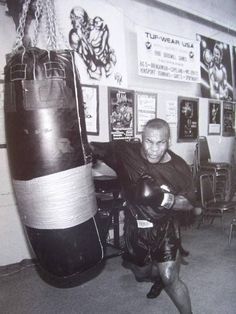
[{"left": 158, "top": 255, "right": 192, "bottom": 314}]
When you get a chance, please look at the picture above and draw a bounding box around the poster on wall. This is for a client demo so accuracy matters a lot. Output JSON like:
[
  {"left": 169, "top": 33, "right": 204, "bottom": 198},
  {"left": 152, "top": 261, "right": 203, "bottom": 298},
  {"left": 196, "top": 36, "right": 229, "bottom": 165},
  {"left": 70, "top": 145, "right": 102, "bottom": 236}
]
[
  {"left": 197, "top": 34, "right": 233, "bottom": 101},
  {"left": 177, "top": 97, "right": 199, "bottom": 142},
  {"left": 136, "top": 26, "right": 200, "bottom": 82},
  {"left": 208, "top": 100, "right": 221, "bottom": 135},
  {"left": 8, "top": 0, "right": 127, "bottom": 87},
  {"left": 108, "top": 88, "right": 134, "bottom": 141},
  {"left": 232, "top": 46, "right": 236, "bottom": 88},
  {"left": 136, "top": 92, "right": 157, "bottom": 133},
  {"left": 48, "top": 0, "right": 127, "bottom": 87},
  {"left": 81, "top": 85, "right": 99, "bottom": 135},
  {"left": 222, "top": 101, "right": 235, "bottom": 137}
]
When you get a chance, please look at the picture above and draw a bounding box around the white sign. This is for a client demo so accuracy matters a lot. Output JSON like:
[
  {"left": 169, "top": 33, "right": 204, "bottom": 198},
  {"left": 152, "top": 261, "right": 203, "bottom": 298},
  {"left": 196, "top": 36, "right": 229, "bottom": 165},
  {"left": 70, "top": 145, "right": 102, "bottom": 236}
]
[
  {"left": 137, "top": 26, "right": 200, "bottom": 83},
  {"left": 165, "top": 100, "right": 177, "bottom": 124},
  {"left": 136, "top": 93, "right": 157, "bottom": 133},
  {"left": 209, "top": 124, "right": 221, "bottom": 134}
]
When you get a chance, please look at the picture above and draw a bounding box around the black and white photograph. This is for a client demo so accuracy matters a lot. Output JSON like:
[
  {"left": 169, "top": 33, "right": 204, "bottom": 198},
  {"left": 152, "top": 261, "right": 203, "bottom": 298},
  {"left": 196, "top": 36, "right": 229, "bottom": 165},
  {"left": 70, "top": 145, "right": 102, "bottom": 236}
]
[{"left": 2, "top": 2, "right": 236, "bottom": 314}]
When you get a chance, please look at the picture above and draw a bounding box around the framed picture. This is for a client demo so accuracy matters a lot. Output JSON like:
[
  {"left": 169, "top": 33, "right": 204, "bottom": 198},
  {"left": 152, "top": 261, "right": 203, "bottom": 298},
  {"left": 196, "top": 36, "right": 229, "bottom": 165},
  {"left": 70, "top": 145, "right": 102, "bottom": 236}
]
[
  {"left": 197, "top": 34, "right": 233, "bottom": 101},
  {"left": 222, "top": 101, "right": 235, "bottom": 137},
  {"left": 81, "top": 84, "right": 99, "bottom": 135},
  {"left": 208, "top": 100, "right": 221, "bottom": 135},
  {"left": 108, "top": 87, "right": 134, "bottom": 141},
  {"left": 136, "top": 92, "right": 157, "bottom": 133},
  {"left": 177, "top": 96, "right": 199, "bottom": 142}
]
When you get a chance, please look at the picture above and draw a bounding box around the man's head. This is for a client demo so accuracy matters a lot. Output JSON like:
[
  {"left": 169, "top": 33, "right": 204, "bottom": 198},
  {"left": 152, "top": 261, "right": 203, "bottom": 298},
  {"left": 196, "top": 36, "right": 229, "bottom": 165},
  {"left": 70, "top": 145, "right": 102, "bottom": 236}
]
[
  {"left": 70, "top": 7, "right": 89, "bottom": 29},
  {"left": 213, "top": 43, "right": 223, "bottom": 65},
  {"left": 141, "top": 118, "right": 170, "bottom": 164}
]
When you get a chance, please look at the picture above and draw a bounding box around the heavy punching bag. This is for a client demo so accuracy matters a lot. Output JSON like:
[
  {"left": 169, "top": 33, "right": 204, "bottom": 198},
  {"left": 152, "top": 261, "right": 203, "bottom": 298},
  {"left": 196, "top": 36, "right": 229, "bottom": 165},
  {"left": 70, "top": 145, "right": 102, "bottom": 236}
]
[{"left": 4, "top": 1, "right": 104, "bottom": 278}]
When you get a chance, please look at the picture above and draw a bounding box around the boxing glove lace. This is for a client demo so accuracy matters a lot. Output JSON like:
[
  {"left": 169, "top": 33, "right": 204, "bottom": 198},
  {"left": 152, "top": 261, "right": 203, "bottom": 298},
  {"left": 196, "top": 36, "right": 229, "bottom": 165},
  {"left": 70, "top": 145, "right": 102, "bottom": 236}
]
[{"left": 135, "top": 174, "right": 175, "bottom": 210}]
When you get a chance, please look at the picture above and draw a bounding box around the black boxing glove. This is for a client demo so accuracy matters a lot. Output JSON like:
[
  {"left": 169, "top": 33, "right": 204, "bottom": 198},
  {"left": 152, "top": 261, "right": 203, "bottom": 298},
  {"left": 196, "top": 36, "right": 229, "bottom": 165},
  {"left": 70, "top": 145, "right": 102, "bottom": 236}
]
[{"left": 134, "top": 174, "right": 175, "bottom": 210}]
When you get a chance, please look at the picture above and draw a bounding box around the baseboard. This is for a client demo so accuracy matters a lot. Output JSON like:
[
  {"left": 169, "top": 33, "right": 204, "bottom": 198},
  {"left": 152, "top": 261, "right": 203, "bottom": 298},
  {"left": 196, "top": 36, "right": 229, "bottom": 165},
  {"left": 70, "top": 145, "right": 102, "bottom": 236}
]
[{"left": 0, "top": 258, "right": 38, "bottom": 276}]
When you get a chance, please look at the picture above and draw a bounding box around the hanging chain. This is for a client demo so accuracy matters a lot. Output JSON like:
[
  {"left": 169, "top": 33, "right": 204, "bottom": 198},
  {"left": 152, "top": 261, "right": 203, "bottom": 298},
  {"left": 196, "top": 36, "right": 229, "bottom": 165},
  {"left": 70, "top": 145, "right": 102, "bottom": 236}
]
[
  {"left": 44, "top": 0, "right": 69, "bottom": 50},
  {"left": 45, "top": 0, "right": 57, "bottom": 50},
  {"left": 13, "top": 0, "right": 32, "bottom": 52},
  {"left": 32, "top": 0, "right": 43, "bottom": 47},
  {"left": 13, "top": 0, "right": 69, "bottom": 51}
]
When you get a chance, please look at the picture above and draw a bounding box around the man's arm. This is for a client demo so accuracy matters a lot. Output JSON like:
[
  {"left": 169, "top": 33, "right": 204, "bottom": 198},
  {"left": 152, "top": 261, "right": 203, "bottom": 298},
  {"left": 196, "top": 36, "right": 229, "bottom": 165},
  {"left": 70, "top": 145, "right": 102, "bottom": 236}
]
[
  {"left": 90, "top": 141, "right": 118, "bottom": 171},
  {"left": 172, "top": 195, "right": 194, "bottom": 211},
  {"left": 170, "top": 153, "right": 196, "bottom": 211}
]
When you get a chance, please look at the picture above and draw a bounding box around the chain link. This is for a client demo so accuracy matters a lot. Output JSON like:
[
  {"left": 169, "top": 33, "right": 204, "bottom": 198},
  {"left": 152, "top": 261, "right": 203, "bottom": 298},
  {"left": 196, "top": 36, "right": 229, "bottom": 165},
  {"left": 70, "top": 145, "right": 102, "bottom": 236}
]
[
  {"left": 13, "top": 0, "right": 68, "bottom": 51},
  {"left": 13, "top": 0, "right": 32, "bottom": 52},
  {"left": 45, "top": 0, "right": 57, "bottom": 50},
  {"left": 32, "top": 0, "right": 43, "bottom": 47}
]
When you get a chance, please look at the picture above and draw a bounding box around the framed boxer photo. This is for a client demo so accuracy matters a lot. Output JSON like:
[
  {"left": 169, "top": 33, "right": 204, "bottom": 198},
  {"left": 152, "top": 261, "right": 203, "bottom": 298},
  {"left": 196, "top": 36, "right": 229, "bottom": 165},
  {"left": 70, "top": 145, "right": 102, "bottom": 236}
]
[
  {"left": 208, "top": 100, "right": 221, "bottom": 135},
  {"left": 222, "top": 101, "right": 235, "bottom": 137},
  {"left": 177, "top": 96, "right": 199, "bottom": 142}
]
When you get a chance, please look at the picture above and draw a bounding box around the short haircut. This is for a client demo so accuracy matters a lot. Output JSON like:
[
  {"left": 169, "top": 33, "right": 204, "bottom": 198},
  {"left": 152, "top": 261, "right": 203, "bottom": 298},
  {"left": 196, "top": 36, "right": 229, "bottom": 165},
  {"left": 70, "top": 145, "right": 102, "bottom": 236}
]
[
  {"left": 214, "top": 43, "right": 223, "bottom": 57},
  {"left": 143, "top": 118, "right": 170, "bottom": 138}
]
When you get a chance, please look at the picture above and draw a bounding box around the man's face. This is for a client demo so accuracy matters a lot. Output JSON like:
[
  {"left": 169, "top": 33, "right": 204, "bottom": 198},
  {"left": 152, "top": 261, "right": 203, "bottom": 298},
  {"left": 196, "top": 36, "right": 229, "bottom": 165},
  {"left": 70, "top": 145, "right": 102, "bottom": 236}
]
[
  {"left": 70, "top": 9, "right": 86, "bottom": 29},
  {"left": 213, "top": 47, "right": 221, "bottom": 64},
  {"left": 142, "top": 127, "right": 169, "bottom": 164}
]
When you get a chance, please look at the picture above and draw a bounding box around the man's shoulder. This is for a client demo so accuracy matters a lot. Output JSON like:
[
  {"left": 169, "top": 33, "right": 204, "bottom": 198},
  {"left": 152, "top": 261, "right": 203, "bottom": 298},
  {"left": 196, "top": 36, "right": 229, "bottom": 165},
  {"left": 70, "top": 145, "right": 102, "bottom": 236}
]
[
  {"left": 114, "top": 140, "right": 140, "bottom": 148},
  {"left": 168, "top": 149, "right": 180, "bottom": 159},
  {"left": 113, "top": 140, "right": 141, "bottom": 157},
  {"left": 168, "top": 150, "right": 188, "bottom": 166},
  {"left": 91, "top": 140, "right": 140, "bottom": 152}
]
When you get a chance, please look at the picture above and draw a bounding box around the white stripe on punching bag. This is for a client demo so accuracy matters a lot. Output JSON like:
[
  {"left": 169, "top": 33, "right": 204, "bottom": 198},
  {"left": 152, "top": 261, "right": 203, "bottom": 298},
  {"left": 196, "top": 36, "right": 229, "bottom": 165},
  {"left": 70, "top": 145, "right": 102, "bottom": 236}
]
[{"left": 13, "top": 163, "right": 97, "bottom": 229}]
